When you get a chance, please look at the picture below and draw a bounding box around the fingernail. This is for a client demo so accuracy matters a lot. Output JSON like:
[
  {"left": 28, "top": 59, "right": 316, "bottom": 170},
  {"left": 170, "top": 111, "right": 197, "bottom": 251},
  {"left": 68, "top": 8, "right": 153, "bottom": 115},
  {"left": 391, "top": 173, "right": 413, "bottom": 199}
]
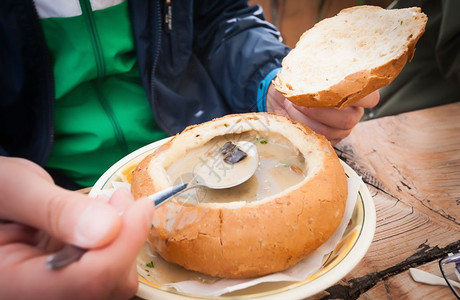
[{"left": 75, "top": 202, "right": 120, "bottom": 246}]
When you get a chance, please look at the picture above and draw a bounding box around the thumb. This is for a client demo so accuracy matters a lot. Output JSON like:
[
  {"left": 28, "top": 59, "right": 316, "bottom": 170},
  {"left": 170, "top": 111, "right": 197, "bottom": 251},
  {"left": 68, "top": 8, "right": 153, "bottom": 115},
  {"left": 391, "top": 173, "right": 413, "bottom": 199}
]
[{"left": 0, "top": 157, "right": 122, "bottom": 248}]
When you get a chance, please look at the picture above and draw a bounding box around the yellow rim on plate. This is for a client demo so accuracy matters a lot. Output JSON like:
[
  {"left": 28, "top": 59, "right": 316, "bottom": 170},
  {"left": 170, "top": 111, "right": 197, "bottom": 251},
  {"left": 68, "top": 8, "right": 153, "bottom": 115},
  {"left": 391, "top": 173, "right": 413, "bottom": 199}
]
[{"left": 90, "top": 138, "right": 376, "bottom": 300}]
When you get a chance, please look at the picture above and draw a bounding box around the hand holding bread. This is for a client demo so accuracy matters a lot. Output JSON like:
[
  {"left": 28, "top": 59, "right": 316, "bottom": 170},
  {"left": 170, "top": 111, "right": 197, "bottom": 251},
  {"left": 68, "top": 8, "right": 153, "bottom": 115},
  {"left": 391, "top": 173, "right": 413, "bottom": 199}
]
[
  {"left": 267, "top": 85, "right": 379, "bottom": 145},
  {"left": 267, "top": 5, "right": 427, "bottom": 144}
]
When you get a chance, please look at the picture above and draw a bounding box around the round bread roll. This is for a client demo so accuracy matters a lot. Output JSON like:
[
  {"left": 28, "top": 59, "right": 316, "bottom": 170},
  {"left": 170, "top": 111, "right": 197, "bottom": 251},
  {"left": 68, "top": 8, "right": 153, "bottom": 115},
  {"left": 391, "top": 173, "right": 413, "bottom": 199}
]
[{"left": 131, "top": 113, "right": 347, "bottom": 278}]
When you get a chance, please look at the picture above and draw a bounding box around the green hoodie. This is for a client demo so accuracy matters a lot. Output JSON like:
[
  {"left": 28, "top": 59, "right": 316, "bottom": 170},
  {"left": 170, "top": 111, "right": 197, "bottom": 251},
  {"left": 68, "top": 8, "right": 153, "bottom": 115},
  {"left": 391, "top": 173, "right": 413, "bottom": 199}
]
[{"left": 36, "top": 0, "right": 167, "bottom": 187}]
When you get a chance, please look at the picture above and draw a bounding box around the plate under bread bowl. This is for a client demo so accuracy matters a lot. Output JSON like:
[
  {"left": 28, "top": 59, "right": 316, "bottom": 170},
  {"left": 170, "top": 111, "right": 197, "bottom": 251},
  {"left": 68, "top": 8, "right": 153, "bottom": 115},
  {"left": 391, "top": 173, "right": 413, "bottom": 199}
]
[{"left": 90, "top": 137, "right": 376, "bottom": 300}]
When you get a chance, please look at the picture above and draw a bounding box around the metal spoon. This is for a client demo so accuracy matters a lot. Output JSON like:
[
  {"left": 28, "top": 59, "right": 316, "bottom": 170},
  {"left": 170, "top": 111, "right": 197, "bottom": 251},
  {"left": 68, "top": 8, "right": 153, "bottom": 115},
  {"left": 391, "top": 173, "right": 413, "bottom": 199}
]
[{"left": 46, "top": 141, "right": 259, "bottom": 270}]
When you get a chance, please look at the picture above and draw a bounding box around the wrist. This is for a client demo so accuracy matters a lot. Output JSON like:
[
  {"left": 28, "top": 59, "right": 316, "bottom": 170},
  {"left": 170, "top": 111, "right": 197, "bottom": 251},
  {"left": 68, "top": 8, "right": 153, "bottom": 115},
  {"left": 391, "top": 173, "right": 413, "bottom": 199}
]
[{"left": 257, "top": 68, "right": 281, "bottom": 112}]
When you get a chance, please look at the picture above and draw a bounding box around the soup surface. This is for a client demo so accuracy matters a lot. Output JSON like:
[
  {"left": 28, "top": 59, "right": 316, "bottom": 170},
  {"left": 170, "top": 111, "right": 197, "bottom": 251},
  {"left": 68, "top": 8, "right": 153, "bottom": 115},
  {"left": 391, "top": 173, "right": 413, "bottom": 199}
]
[{"left": 166, "top": 131, "right": 306, "bottom": 203}]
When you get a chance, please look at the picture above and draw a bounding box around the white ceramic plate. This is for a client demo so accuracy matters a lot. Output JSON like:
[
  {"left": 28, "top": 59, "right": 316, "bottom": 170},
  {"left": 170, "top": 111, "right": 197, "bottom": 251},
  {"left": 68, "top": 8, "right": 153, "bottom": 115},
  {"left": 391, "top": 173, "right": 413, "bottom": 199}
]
[{"left": 90, "top": 138, "right": 376, "bottom": 300}]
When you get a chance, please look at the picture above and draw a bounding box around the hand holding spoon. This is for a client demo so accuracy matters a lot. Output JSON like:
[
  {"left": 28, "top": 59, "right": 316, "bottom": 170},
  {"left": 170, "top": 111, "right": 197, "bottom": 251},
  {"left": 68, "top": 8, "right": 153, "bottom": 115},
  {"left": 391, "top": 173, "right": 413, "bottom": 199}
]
[{"left": 46, "top": 141, "right": 259, "bottom": 269}]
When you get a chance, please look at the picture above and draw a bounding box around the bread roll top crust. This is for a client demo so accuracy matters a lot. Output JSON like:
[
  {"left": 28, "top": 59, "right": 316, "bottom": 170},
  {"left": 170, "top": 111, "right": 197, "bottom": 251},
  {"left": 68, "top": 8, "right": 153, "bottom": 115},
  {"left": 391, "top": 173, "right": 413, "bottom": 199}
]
[{"left": 273, "top": 5, "right": 428, "bottom": 108}]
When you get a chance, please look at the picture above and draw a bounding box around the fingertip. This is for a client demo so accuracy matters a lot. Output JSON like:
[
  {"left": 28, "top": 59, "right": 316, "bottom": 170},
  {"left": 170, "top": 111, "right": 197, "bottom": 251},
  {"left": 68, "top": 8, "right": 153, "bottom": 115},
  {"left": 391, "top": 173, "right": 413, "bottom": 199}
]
[
  {"left": 136, "top": 197, "right": 154, "bottom": 228},
  {"left": 120, "top": 198, "right": 154, "bottom": 251},
  {"left": 108, "top": 188, "right": 135, "bottom": 212},
  {"left": 113, "top": 187, "right": 135, "bottom": 201},
  {"left": 354, "top": 90, "right": 380, "bottom": 108},
  {"left": 74, "top": 202, "right": 122, "bottom": 248}
]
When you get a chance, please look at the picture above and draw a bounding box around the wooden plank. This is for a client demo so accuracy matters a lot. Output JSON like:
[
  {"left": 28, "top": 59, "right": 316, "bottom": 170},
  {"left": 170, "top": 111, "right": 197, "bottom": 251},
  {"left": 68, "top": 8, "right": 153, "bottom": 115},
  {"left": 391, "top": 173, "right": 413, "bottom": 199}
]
[{"left": 324, "top": 103, "right": 460, "bottom": 298}]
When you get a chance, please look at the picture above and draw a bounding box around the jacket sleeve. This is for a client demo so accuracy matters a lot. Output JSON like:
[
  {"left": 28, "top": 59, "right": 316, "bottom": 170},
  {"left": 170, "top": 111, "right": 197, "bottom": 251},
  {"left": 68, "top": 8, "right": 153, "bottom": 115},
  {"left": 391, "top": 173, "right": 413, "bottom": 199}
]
[{"left": 193, "top": 1, "right": 290, "bottom": 112}]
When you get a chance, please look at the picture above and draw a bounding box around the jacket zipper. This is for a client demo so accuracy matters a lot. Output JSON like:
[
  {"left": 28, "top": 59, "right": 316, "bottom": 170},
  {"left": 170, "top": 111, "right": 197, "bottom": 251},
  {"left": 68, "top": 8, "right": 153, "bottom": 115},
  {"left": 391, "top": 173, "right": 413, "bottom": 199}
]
[
  {"left": 79, "top": 0, "right": 129, "bottom": 154},
  {"left": 164, "top": 0, "right": 172, "bottom": 33},
  {"left": 150, "top": 0, "right": 170, "bottom": 134}
]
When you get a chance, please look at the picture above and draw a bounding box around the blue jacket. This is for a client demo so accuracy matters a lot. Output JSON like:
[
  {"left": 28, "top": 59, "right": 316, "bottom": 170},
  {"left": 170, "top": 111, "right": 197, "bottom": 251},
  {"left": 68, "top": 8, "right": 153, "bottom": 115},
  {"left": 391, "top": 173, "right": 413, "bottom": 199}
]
[{"left": 0, "top": 0, "right": 289, "bottom": 185}]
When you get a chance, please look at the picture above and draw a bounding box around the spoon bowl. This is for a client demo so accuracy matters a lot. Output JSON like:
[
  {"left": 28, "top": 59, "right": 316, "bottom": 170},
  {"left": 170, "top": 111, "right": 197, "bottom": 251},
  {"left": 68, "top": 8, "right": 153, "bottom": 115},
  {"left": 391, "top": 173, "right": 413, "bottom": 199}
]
[
  {"left": 194, "top": 141, "right": 259, "bottom": 189},
  {"left": 149, "top": 140, "right": 259, "bottom": 206}
]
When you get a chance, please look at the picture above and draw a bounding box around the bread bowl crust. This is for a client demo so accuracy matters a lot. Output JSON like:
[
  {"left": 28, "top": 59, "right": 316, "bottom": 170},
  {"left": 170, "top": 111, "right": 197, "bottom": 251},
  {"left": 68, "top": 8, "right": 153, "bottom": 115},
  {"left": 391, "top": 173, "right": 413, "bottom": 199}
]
[
  {"left": 131, "top": 113, "right": 347, "bottom": 278},
  {"left": 273, "top": 6, "right": 427, "bottom": 109}
]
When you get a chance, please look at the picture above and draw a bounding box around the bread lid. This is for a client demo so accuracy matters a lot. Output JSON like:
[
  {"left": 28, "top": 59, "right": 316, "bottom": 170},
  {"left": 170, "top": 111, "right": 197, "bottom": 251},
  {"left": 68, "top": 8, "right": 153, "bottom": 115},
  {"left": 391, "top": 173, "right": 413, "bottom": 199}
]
[
  {"left": 131, "top": 113, "right": 348, "bottom": 278},
  {"left": 273, "top": 5, "right": 428, "bottom": 108}
]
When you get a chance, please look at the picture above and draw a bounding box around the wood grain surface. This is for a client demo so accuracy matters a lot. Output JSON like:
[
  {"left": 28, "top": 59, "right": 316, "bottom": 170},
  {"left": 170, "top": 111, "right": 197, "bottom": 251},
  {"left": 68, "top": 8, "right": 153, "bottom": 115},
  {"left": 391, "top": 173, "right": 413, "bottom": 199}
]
[
  {"left": 132, "top": 103, "right": 459, "bottom": 300},
  {"left": 316, "top": 102, "right": 460, "bottom": 299}
]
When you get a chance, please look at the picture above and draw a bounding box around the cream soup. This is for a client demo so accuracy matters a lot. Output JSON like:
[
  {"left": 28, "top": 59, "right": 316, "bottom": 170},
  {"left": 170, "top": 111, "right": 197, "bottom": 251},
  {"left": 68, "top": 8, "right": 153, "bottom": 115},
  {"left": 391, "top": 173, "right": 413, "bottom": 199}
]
[{"left": 166, "top": 131, "right": 306, "bottom": 203}]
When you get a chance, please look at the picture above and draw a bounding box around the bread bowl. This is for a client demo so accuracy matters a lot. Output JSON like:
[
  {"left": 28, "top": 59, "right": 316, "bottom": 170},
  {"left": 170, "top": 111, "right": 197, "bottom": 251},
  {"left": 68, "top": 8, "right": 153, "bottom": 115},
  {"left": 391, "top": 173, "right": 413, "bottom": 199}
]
[
  {"left": 131, "top": 113, "right": 347, "bottom": 278},
  {"left": 273, "top": 5, "right": 427, "bottom": 108}
]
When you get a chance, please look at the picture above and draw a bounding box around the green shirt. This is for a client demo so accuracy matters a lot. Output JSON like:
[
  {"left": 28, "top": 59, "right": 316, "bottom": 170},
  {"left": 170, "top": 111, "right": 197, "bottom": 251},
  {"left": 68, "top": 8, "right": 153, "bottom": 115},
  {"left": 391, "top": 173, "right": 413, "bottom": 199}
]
[{"left": 38, "top": 0, "right": 167, "bottom": 186}]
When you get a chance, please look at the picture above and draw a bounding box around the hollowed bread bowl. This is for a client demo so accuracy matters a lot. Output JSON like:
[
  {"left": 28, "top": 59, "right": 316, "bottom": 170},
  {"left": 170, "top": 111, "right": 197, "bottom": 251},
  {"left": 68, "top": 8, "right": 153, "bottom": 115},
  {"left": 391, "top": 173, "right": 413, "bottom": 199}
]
[{"left": 131, "top": 113, "right": 347, "bottom": 278}]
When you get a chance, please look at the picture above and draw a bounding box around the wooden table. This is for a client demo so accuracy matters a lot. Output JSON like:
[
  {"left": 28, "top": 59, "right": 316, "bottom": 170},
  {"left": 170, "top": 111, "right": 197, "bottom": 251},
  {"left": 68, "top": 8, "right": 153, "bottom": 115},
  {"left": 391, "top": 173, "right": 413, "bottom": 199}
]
[
  {"left": 130, "top": 103, "right": 458, "bottom": 300},
  {"left": 315, "top": 102, "right": 460, "bottom": 299}
]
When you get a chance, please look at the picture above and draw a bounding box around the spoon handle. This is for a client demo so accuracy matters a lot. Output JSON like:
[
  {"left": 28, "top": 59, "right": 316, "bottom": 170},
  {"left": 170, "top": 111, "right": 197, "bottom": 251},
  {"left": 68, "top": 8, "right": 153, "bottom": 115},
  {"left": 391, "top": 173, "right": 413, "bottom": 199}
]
[
  {"left": 46, "top": 245, "right": 87, "bottom": 270},
  {"left": 148, "top": 183, "right": 188, "bottom": 207}
]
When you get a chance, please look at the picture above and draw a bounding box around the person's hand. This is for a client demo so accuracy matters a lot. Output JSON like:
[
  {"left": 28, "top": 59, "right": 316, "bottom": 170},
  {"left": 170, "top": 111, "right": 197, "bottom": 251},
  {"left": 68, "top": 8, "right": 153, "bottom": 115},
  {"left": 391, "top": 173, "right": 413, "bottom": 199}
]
[
  {"left": 266, "top": 84, "right": 380, "bottom": 145},
  {"left": 0, "top": 156, "right": 154, "bottom": 300}
]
